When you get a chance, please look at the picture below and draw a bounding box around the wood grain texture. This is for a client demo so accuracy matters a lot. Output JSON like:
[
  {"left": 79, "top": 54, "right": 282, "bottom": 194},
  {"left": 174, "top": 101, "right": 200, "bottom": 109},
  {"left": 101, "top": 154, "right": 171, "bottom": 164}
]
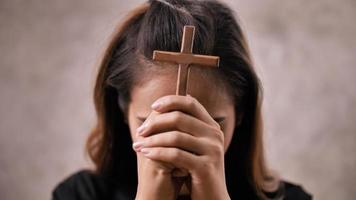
[{"left": 153, "top": 25, "right": 220, "bottom": 96}]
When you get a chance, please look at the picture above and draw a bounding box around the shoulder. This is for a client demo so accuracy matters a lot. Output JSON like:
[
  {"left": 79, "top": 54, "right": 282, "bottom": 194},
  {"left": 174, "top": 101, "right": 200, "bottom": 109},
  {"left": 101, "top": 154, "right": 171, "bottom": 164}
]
[
  {"left": 283, "top": 180, "right": 312, "bottom": 200},
  {"left": 52, "top": 169, "right": 110, "bottom": 200},
  {"left": 264, "top": 179, "right": 312, "bottom": 200}
]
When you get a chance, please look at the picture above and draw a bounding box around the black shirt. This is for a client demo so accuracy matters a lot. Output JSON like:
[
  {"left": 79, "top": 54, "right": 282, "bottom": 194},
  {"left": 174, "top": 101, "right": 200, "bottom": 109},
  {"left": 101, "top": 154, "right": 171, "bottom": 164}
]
[{"left": 52, "top": 170, "right": 312, "bottom": 200}]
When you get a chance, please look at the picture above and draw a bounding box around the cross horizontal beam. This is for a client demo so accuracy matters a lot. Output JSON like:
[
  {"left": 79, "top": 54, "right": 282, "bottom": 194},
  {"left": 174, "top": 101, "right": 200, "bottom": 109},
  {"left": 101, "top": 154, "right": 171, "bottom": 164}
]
[
  {"left": 153, "top": 51, "right": 220, "bottom": 67},
  {"left": 152, "top": 25, "right": 220, "bottom": 96}
]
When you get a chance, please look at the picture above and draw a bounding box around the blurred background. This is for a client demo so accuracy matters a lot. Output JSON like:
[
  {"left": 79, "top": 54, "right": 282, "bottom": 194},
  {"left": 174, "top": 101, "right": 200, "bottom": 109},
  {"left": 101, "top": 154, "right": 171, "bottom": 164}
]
[{"left": 0, "top": 0, "right": 355, "bottom": 199}]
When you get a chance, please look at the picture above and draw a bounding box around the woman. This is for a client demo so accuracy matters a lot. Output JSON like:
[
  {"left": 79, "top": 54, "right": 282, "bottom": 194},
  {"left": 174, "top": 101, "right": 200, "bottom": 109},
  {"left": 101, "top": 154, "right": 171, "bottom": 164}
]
[{"left": 52, "top": 0, "right": 312, "bottom": 199}]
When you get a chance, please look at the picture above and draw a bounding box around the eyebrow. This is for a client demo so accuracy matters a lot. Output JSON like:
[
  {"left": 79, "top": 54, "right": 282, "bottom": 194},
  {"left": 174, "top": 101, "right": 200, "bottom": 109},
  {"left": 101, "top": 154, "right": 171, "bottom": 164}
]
[{"left": 137, "top": 116, "right": 226, "bottom": 123}]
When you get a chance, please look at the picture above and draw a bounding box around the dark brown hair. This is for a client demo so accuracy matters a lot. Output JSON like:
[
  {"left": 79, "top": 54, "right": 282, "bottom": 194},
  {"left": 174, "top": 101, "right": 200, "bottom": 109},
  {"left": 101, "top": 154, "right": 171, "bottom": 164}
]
[{"left": 86, "top": 0, "right": 278, "bottom": 199}]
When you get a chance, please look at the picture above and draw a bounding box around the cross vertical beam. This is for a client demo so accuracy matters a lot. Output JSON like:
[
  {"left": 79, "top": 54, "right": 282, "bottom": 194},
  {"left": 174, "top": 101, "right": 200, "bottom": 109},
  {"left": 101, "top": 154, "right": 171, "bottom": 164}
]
[{"left": 152, "top": 25, "right": 220, "bottom": 96}]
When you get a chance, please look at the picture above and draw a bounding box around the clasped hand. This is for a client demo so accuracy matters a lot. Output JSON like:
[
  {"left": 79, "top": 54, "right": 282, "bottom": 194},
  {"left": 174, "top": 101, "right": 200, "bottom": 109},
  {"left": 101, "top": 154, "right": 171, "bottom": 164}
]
[{"left": 133, "top": 95, "right": 231, "bottom": 200}]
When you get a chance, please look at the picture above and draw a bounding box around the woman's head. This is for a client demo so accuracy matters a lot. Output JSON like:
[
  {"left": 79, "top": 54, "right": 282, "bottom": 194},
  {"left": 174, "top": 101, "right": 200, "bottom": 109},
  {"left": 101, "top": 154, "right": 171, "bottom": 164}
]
[
  {"left": 86, "top": 0, "right": 274, "bottom": 198},
  {"left": 127, "top": 65, "right": 237, "bottom": 152}
]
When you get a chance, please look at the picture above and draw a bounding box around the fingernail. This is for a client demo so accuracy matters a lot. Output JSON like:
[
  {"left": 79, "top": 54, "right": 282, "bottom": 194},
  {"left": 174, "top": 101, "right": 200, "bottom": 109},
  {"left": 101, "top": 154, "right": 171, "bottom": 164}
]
[
  {"left": 133, "top": 141, "right": 144, "bottom": 150},
  {"left": 151, "top": 102, "right": 161, "bottom": 110},
  {"left": 140, "top": 148, "right": 150, "bottom": 155}
]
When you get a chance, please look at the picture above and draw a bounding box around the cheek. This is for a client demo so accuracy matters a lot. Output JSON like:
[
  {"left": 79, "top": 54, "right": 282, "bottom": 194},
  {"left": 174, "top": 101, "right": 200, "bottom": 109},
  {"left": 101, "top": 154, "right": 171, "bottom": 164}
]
[
  {"left": 128, "top": 125, "right": 137, "bottom": 142},
  {"left": 222, "top": 113, "right": 236, "bottom": 152},
  {"left": 223, "top": 125, "right": 235, "bottom": 152},
  {"left": 127, "top": 110, "right": 140, "bottom": 142}
]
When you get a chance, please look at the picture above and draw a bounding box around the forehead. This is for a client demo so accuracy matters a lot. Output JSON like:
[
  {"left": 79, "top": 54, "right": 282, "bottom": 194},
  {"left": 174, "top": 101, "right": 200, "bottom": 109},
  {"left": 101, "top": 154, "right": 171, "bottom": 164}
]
[{"left": 130, "top": 65, "right": 234, "bottom": 116}]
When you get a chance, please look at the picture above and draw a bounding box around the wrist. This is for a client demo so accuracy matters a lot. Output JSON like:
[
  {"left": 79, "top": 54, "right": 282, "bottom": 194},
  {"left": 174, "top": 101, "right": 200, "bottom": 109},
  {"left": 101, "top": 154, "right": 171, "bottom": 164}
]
[
  {"left": 136, "top": 170, "right": 176, "bottom": 200},
  {"left": 191, "top": 170, "right": 230, "bottom": 200}
]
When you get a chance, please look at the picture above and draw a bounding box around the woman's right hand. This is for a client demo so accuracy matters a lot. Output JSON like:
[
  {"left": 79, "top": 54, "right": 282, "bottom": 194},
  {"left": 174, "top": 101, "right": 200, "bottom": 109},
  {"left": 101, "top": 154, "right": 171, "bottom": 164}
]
[{"left": 134, "top": 111, "right": 185, "bottom": 200}]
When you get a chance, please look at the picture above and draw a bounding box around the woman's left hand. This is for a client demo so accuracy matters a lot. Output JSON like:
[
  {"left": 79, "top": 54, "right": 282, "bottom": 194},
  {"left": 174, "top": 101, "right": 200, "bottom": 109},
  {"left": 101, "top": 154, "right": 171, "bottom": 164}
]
[{"left": 133, "top": 95, "right": 231, "bottom": 200}]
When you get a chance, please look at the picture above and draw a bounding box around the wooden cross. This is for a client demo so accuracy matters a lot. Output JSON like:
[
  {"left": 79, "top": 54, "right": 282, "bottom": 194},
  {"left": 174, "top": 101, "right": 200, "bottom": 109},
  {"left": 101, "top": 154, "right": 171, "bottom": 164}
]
[{"left": 152, "top": 25, "right": 220, "bottom": 96}]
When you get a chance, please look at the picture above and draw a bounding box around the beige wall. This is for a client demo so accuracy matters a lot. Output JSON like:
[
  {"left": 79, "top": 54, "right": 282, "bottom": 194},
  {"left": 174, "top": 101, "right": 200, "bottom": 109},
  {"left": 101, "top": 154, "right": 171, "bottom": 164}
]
[{"left": 0, "top": 0, "right": 355, "bottom": 199}]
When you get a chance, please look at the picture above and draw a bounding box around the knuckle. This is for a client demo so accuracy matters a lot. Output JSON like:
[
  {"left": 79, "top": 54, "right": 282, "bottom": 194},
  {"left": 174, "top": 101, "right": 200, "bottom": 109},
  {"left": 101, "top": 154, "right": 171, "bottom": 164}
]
[
  {"left": 170, "top": 132, "right": 181, "bottom": 144},
  {"left": 218, "top": 133, "right": 224, "bottom": 144},
  {"left": 144, "top": 137, "right": 152, "bottom": 145},
  {"left": 146, "top": 116, "right": 156, "bottom": 130},
  {"left": 154, "top": 148, "right": 162, "bottom": 157},
  {"left": 187, "top": 96, "right": 198, "bottom": 109},
  {"left": 170, "top": 149, "right": 180, "bottom": 160},
  {"left": 213, "top": 121, "right": 221, "bottom": 130},
  {"left": 170, "top": 111, "right": 182, "bottom": 123},
  {"left": 146, "top": 121, "right": 154, "bottom": 131},
  {"left": 211, "top": 129, "right": 224, "bottom": 143},
  {"left": 187, "top": 96, "right": 196, "bottom": 108},
  {"left": 218, "top": 130, "right": 224, "bottom": 141},
  {"left": 198, "top": 156, "right": 216, "bottom": 172},
  {"left": 165, "top": 95, "right": 175, "bottom": 105},
  {"left": 148, "top": 135, "right": 159, "bottom": 145},
  {"left": 212, "top": 143, "right": 224, "bottom": 155}
]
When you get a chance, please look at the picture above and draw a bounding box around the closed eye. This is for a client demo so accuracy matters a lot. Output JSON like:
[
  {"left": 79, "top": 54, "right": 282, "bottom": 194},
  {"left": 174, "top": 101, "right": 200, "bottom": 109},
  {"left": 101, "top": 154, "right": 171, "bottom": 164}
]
[
  {"left": 137, "top": 117, "right": 146, "bottom": 122},
  {"left": 136, "top": 116, "right": 225, "bottom": 123},
  {"left": 214, "top": 117, "right": 225, "bottom": 123}
]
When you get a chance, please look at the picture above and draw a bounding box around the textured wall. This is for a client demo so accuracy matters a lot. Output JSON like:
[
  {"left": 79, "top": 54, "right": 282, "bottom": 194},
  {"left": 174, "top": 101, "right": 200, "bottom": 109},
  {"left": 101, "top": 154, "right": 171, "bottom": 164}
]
[{"left": 0, "top": 0, "right": 355, "bottom": 200}]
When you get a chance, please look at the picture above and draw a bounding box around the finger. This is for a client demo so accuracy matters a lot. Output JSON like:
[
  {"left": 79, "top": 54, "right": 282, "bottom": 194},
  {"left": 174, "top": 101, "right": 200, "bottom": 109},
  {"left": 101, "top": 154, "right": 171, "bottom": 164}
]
[
  {"left": 140, "top": 147, "right": 197, "bottom": 171},
  {"left": 133, "top": 131, "right": 206, "bottom": 155},
  {"left": 151, "top": 95, "right": 220, "bottom": 129},
  {"left": 135, "top": 110, "right": 159, "bottom": 137},
  {"left": 137, "top": 110, "right": 216, "bottom": 138}
]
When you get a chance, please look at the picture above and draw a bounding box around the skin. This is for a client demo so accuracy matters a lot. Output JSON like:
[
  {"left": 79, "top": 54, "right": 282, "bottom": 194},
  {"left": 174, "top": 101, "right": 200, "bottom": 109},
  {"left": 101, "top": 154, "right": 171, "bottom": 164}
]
[{"left": 126, "top": 66, "right": 236, "bottom": 200}]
